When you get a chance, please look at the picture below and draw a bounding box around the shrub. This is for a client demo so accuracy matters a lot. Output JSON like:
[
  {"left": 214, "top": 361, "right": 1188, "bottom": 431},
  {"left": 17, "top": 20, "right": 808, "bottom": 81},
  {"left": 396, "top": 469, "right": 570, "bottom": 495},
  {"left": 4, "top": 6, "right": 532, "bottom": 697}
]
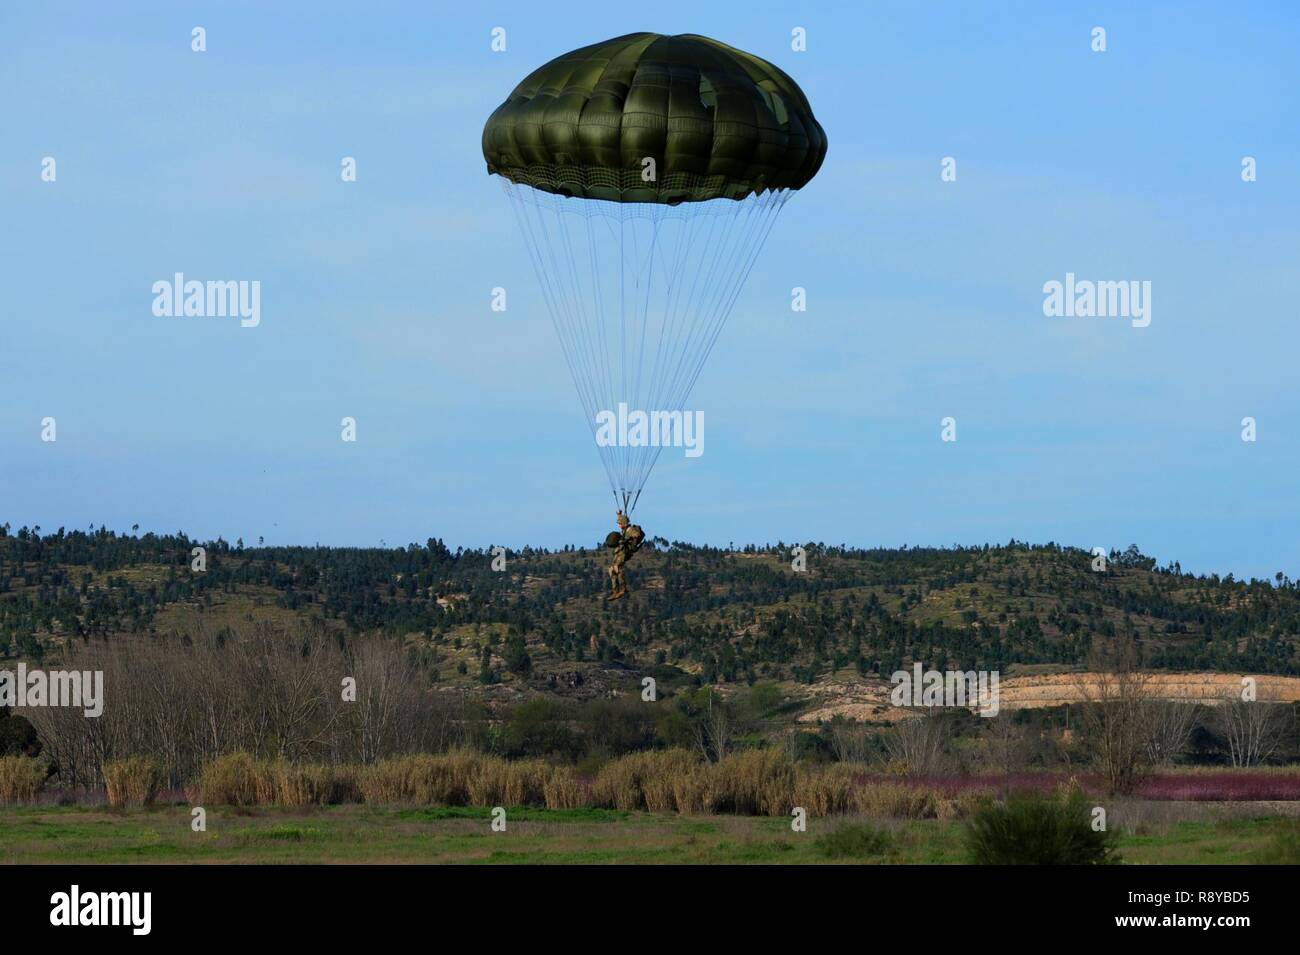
[
  {"left": 592, "top": 749, "right": 700, "bottom": 811},
  {"left": 640, "top": 750, "right": 700, "bottom": 812},
  {"left": 814, "top": 823, "right": 894, "bottom": 860},
  {"left": 592, "top": 755, "right": 642, "bottom": 810},
  {"left": 468, "top": 757, "right": 549, "bottom": 807},
  {"left": 796, "top": 763, "right": 859, "bottom": 816},
  {"left": 963, "top": 790, "right": 1119, "bottom": 865},
  {"left": 710, "top": 748, "right": 796, "bottom": 815},
  {"left": 1261, "top": 822, "right": 1300, "bottom": 865},
  {"left": 359, "top": 752, "right": 481, "bottom": 806},
  {"left": 0, "top": 755, "right": 45, "bottom": 805},
  {"left": 854, "top": 782, "right": 938, "bottom": 819},
  {"left": 103, "top": 757, "right": 160, "bottom": 808},
  {"left": 194, "top": 753, "right": 276, "bottom": 806},
  {"left": 937, "top": 789, "right": 992, "bottom": 821},
  {"left": 272, "top": 763, "right": 359, "bottom": 807},
  {"left": 353, "top": 753, "right": 557, "bottom": 808},
  {"left": 671, "top": 765, "right": 716, "bottom": 814},
  {"left": 323, "top": 764, "right": 362, "bottom": 804},
  {"left": 542, "top": 766, "right": 586, "bottom": 809}
]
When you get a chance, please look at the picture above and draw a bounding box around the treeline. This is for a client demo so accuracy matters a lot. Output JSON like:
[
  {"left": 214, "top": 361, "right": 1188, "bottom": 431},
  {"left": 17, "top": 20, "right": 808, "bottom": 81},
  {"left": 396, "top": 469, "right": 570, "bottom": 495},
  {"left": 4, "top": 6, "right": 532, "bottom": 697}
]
[
  {"left": 3, "top": 524, "right": 1300, "bottom": 681},
  {"left": 16, "top": 624, "right": 783, "bottom": 789},
  {"left": 11, "top": 625, "right": 1300, "bottom": 796}
]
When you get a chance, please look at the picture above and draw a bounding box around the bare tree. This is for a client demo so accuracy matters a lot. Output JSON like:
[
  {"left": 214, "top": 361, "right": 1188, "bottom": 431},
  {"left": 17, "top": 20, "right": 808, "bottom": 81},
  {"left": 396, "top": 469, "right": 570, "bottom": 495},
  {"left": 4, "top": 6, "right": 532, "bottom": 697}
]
[
  {"left": 1145, "top": 701, "right": 1199, "bottom": 767},
  {"left": 20, "top": 623, "right": 449, "bottom": 788},
  {"left": 1077, "top": 638, "right": 1158, "bottom": 794},
  {"left": 347, "top": 639, "right": 451, "bottom": 762},
  {"left": 1214, "top": 700, "right": 1292, "bottom": 767},
  {"left": 689, "top": 688, "right": 732, "bottom": 763},
  {"left": 881, "top": 711, "right": 950, "bottom": 777},
  {"left": 982, "top": 713, "right": 1028, "bottom": 776},
  {"left": 827, "top": 716, "right": 874, "bottom": 764}
]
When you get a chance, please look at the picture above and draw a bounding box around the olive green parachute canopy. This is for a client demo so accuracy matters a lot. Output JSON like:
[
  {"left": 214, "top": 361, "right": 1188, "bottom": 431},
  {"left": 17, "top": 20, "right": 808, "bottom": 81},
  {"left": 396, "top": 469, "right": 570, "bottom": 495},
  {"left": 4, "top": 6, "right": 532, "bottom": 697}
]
[{"left": 482, "top": 32, "right": 827, "bottom": 203}]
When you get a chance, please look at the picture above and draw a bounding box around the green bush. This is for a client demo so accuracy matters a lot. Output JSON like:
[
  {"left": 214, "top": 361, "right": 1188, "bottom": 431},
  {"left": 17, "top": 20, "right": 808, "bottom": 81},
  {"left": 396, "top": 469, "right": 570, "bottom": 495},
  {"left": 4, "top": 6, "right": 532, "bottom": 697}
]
[
  {"left": 1261, "top": 822, "right": 1300, "bottom": 865},
  {"left": 814, "top": 823, "right": 894, "bottom": 860},
  {"left": 962, "top": 790, "right": 1119, "bottom": 865}
]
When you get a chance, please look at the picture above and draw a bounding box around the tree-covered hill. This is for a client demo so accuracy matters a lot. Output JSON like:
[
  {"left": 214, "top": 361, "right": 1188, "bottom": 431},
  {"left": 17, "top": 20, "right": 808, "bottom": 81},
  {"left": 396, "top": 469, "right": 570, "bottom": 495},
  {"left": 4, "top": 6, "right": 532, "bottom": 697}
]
[{"left": 3, "top": 524, "right": 1298, "bottom": 691}]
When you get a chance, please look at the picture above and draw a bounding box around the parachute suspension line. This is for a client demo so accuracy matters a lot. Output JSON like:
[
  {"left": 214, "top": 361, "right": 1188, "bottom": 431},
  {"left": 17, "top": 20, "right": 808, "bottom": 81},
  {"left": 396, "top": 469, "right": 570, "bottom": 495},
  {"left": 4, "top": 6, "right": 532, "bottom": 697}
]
[
  {"left": 664, "top": 192, "right": 776, "bottom": 409},
  {"left": 628, "top": 190, "right": 779, "bottom": 512},
  {"left": 505, "top": 183, "right": 620, "bottom": 501},
  {"left": 562, "top": 191, "right": 623, "bottom": 500},
  {"left": 637, "top": 190, "right": 789, "bottom": 494},
  {"left": 586, "top": 203, "right": 620, "bottom": 489},
  {"left": 617, "top": 204, "right": 627, "bottom": 498},
  {"left": 676, "top": 191, "right": 789, "bottom": 406},
  {"left": 625, "top": 202, "right": 671, "bottom": 509},
  {"left": 640, "top": 190, "right": 787, "bottom": 498},
  {"left": 628, "top": 203, "right": 666, "bottom": 498},
  {"left": 504, "top": 181, "right": 790, "bottom": 515},
  {"left": 580, "top": 203, "right": 610, "bottom": 442},
  {"left": 529, "top": 196, "right": 602, "bottom": 431},
  {"left": 683, "top": 193, "right": 786, "bottom": 412},
  {"left": 521, "top": 184, "right": 632, "bottom": 504},
  {"left": 628, "top": 200, "right": 727, "bottom": 497},
  {"left": 556, "top": 195, "right": 606, "bottom": 424},
  {"left": 564, "top": 195, "right": 618, "bottom": 436},
  {"left": 611, "top": 199, "right": 653, "bottom": 509}
]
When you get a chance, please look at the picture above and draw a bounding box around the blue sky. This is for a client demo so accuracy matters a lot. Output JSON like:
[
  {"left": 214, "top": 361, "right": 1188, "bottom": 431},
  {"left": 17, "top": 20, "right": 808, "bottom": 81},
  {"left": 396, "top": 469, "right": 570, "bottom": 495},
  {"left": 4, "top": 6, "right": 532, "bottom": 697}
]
[{"left": 2, "top": 1, "right": 1298, "bottom": 579}]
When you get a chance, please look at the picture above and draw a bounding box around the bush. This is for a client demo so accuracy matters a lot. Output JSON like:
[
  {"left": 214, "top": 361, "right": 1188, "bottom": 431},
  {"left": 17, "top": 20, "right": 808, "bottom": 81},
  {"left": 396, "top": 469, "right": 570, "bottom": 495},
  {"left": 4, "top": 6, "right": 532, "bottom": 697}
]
[
  {"left": 103, "top": 757, "right": 160, "bottom": 808},
  {"left": 1261, "top": 822, "right": 1300, "bottom": 865},
  {"left": 592, "top": 755, "right": 642, "bottom": 810},
  {"left": 937, "top": 789, "right": 992, "bottom": 821},
  {"left": 542, "top": 766, "right": 586, "bottom": 809},
  {"left": 503, "top": 698, "right": 578, "bottom": 759},
  {"left": 0, "top": 755, "right": 45, "bottom": 805},
  {"left": 273, "top": 763, "right": 359, "bottom": 807},
  {"left": 796, "top": 763, "right": 859, "bottom": 816},
  {"left": 671, "top": 765, "right": 717, "bottom": 814},
  {"left": 814, "top": 823, "right": 894, "bottom": 860},
  {"left": 710, "top": 749, "right": 796, "bottom": 815},
  {"left": 640, "top": 751, "right": 699, "bottom": 812},
  {"left": 358, "top": 752, "right": 480, "bottom": 806},
  {"left": 0, "top": 708, "right": 41, "bottom": 758},
  {"left": 592, "top": 750, "right": 700, "bottom": 812},
  {"left": 194, "top": 753, "right": 276, "bottom": 806},
  {"left": 963, "top": 790, "right": 1119, "bottom": 865},
  {"left": 353, "top": 752, "right": 554, "bottom": 808},
  {"left": 853, "top": 782, "right": 938, "bottom": 819},
  {"left": 468, "top": 757, "right": 549, "bottom": 807}
]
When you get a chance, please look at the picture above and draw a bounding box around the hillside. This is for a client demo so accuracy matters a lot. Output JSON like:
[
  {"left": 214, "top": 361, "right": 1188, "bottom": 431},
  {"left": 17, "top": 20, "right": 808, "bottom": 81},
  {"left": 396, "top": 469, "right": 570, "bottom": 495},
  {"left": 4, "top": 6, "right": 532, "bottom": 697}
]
[{"left": 3, "top": 526, "right": 1299, "bottom": 709}]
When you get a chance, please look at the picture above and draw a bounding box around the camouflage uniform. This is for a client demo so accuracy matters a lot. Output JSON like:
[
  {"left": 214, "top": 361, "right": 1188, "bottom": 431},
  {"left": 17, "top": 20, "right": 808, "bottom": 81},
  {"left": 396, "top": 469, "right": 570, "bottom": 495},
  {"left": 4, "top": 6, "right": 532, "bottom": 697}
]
[{"left": 607, "top": 512, "right": 644, "bottom": 598}]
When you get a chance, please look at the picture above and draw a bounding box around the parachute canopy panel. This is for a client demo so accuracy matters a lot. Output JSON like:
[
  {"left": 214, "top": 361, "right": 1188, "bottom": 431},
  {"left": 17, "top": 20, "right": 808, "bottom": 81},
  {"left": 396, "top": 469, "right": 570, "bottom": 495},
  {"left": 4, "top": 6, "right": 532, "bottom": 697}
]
[{"left": 482, "top": 32, "right": 827, "bottom": 203}]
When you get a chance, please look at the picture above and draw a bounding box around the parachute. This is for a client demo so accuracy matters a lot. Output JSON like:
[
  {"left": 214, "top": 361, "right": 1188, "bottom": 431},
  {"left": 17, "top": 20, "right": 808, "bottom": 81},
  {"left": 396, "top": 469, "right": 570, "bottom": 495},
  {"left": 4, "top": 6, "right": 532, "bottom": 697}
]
[{"left": 483, "top": 33, "right": 826, "bottom": 514}]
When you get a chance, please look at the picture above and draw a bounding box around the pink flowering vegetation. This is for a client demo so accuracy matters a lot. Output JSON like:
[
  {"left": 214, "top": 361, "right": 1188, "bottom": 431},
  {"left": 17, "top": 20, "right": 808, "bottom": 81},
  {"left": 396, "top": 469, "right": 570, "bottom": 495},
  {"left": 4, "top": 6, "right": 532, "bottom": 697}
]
[{"left": 858, "top": 771, "right": 1300, "bottom": 801}]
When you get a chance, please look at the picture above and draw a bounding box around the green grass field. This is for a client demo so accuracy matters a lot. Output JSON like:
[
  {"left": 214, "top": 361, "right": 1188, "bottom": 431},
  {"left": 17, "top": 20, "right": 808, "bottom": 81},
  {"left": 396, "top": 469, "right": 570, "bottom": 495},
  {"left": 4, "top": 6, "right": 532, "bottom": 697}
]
[{"left": 1, "top": 805, "right": 1295, "bottom": 864}]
